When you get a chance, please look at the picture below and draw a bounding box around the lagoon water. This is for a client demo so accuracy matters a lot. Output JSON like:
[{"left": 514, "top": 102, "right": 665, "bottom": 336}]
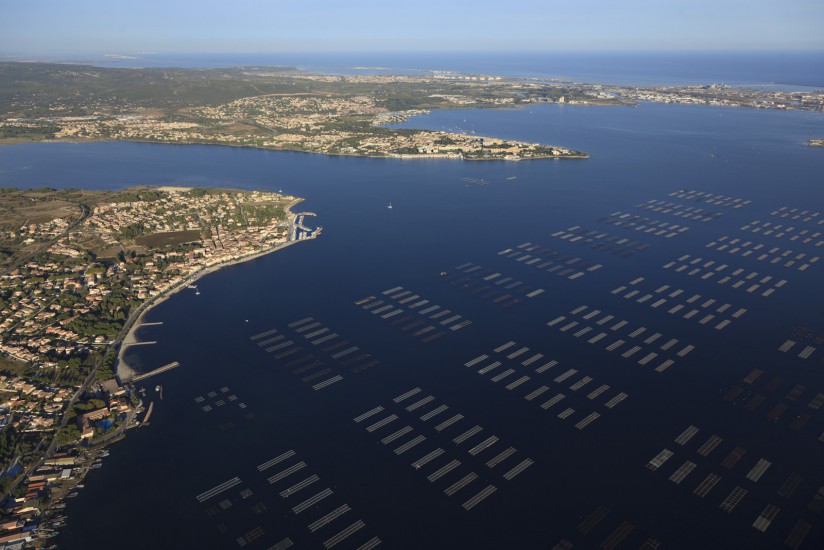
[{"left": 2, "top": 101, "right": 824, "bottom": 548}]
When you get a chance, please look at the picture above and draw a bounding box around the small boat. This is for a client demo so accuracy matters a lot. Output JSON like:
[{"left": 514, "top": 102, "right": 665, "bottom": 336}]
[{"left": 387, "top": 202, "right": 393, "bottom": 209}]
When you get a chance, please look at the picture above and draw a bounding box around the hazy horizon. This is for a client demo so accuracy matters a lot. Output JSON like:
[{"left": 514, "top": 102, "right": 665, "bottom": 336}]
[{"left": 2, "top": 0, "right": 823, "bottom": 55}]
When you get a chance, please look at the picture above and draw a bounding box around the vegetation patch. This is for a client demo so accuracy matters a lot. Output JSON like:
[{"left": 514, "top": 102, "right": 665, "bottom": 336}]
[{"left": 134, "top": 229, "right": 203, "bottom": 248}]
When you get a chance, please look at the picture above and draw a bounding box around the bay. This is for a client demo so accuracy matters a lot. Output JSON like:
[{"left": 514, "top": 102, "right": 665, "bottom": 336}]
[{"left": 1, "top": 101, "right": 823, "bottom": 548}]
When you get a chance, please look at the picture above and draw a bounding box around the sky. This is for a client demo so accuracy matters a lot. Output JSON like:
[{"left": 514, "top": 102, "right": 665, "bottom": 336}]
[{"left": 1, "top": 0, "right": 823, "bottom": 55}]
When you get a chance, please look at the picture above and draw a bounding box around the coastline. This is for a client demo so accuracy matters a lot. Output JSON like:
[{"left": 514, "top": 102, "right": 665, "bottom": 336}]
[
  {"left": 0, "top": 136, "right": 589, "bottom": 161},
  {"left": 115, "top": 197, "right": 309, "bottom": 379}
]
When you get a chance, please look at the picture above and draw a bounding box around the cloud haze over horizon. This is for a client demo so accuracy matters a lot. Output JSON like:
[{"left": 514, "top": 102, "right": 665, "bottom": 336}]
[{"left": 2, "top": 0, "right": 823, "bottom": 55}]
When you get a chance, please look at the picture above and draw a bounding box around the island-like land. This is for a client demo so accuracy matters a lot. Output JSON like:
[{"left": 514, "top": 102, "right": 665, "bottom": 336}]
[{"left": 0, "top": 185, "right": 317, "bottom": 544}]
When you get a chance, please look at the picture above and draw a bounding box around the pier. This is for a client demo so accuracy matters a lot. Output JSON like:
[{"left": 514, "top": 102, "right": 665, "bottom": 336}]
[
  {"left": 132, "top": 361, "right": 180, "bottom": 382},
  {"left": 122, "top": 340, "right": 157, "bottom": 347}
]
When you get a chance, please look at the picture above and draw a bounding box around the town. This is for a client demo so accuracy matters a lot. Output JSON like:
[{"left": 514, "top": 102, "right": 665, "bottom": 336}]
[
  {"left": 0, "top": 186, "right": 316, "bottom": 546},
  {"left": 2, "top": 64, "right": 823, "bottom": 166}
]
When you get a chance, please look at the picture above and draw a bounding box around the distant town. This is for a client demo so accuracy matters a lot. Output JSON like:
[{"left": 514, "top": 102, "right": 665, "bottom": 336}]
[
  {"left": 2, "top": 63, "right": 821, "bottom": 163},
  {"left": 0, "top": 185, "right": 317, "bottom": 545}
]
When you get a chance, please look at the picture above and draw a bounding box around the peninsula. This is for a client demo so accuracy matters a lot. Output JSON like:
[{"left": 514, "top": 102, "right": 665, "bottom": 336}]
[
  {"left": 2, "top": 63, "right": 823, "bottom": 165},
  {"left": 0, "top": 185, "right": 317, "bottom": 542},
  {"left": 0, "top": 63, "right": 589, "bottom": 161}
]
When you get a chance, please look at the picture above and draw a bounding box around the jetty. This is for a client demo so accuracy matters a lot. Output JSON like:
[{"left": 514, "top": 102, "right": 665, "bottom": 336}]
[
  {"left": 140, "top": 402, "right": 154, "bottom": 426},
  {"left": 131, "top": 361, "right": 180, "bottom": 382}
]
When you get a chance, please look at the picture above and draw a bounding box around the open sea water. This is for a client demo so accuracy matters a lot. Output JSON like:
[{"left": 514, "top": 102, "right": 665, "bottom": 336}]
[{"left": 7, "top": 50, "right": 824, "bottom": 88}]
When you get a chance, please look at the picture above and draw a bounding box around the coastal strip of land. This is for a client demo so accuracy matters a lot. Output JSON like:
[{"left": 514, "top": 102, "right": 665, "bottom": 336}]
[
  {"left": 2, "top": 62, "right": 823, "bottom": 163},
  {"left": 0, "top": 63, "right": 597, "bottom": 160},
  {"left": 115, "top": 197, "right": 312, "bottom": 379},
  {"left": 0, "top": 186, "right": 319, "bottom": 527}
]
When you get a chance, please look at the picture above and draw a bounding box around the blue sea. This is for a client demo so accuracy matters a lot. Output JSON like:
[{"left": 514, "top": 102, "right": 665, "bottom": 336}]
[
  {"left": 6, "top": 50, "right": 824, "bottom": 88},
  {"left": 0, "top": 58, "right": 823, "bottom": 549}
]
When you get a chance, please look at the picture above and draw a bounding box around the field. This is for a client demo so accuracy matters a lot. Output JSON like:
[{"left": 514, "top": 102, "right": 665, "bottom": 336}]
[{"left": 134, "top": 230, "right": 203, "bottom": 248}]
